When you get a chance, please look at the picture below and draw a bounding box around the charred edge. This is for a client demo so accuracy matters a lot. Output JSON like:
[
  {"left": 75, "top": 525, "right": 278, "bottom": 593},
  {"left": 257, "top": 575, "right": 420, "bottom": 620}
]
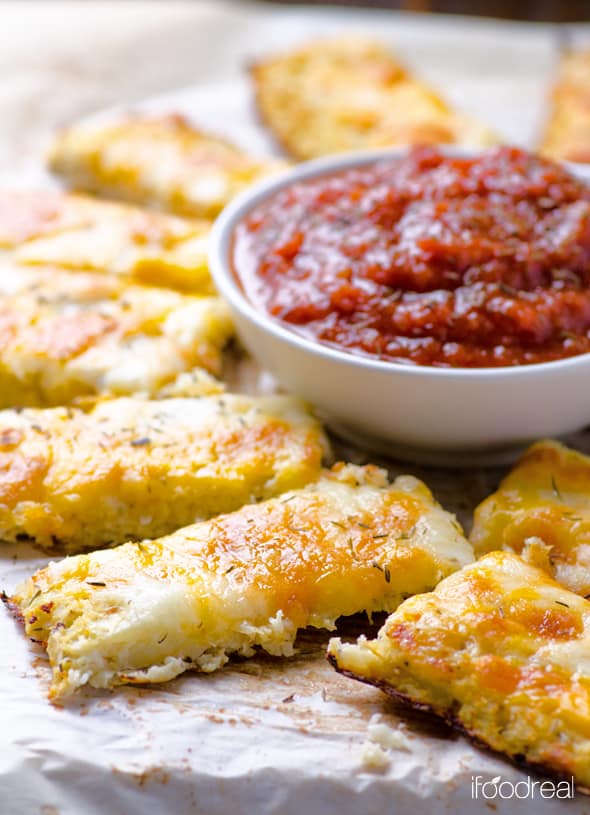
[
  {"left": 1, "top": 591, "right": 25, "bottom": 626},
  {"left": 328, "top": 655, "right": 590, "bottom": 797},
  {"left": 247, "top": 62, "right": 303, "bottom": 161},
  {"left": 450, "top": 717, "right": 590, "bottom": 798},
  {"left": 328, "top": 656, "right": 439, "bottom": 716}
]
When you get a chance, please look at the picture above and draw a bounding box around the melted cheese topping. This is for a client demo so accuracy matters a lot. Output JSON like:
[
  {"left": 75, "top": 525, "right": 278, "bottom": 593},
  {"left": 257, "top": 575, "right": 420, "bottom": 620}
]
[
  {"left": 0, "top": 190, "right": 213, "bottom": 293},
  {"left": 0, "top": 394, "right": 327, "bottom": 551},
  {"left": 0, "top": 266, "right": 232, "bottom": 408},
  {"left": 10, "top": 463, "right": 473, "bottom": 698},
  {"left": 471, "top": 440, "right": 590, "bottom": 597},
  {"left": 542, "top": 50, "right": 590, "bottom": 163},
  {"left": 328, "top": 551, "right": 590, "bottom": 789},
  {"left": 48, "top": 114, "right": 287, "bottom": 219},
  {"left": 252, "top": 37, "right": 497, "bottom": 160}
]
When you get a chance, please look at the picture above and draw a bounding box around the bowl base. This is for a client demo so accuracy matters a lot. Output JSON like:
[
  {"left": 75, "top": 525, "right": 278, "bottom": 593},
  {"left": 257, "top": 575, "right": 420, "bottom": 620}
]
[{"left": 326, "top": 421, "right": 530, "bottom": 469}]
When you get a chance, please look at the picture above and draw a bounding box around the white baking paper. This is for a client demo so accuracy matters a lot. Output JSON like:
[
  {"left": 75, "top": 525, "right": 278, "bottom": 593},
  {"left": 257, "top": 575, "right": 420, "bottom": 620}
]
[{"left": 3, "top": 3, "right": 590, "bottom": 813}]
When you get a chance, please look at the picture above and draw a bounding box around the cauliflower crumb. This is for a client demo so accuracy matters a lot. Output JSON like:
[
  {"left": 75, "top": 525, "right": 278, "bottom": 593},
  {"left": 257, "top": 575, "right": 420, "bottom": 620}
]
[
  {"left": 360, "top": 741, "right": 391, "bottom": 772},
  {"left": 367, "top": 718, "right": 411, "bottom": 752},
  {"left": 359, "top": 715, "right": 411, "bottom": 772}
]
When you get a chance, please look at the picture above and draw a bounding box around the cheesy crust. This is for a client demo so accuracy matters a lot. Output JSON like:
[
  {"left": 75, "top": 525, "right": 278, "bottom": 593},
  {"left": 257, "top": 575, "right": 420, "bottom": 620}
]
[
  {"left": 0, "top": 267, "right": 232, "bottom": 408},
  {"left": 541, "top": 50, "right": 590, "bottom": 163},
  {"left": 329, "top": 551, "right": 590, "bottom": 789},
  {"left": 48, "top": 114, "right": 287, "bottom": 219},
  {"left": 0, "top": 190, "right": 213, "bottom": 293},
  {"left": 0, "top": 394, "right": 327, "bottom": 552},
  {"left": 252, "top": 37, "right": 497, "bottom": 160},
  {"left": 9, "top": 464, "right": 473, "bottom": 698},
  {"left": 471, "top": 440, "right": 590, "bottom": 597}
]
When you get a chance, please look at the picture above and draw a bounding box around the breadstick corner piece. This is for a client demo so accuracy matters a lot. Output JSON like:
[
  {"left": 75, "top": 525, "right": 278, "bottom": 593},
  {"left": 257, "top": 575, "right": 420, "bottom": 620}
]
[
  {"left": 471, "top": 439, "right": 590, "bottom": 597},
  {"left": 7, "top": 464, "right": 473, "bottom": 698},
  {"left": 0, "top": 189, "right": 214, "bottom": 294},
  {"left": 0, "top": 393, "right": 328, "bottom": 552},
  {"left": 0, "top": 265, "right": 233, "bottom": 407},
  {"left": 48, "top": 114, "right": 288, "bottom": 218},
  {"left": 328, "top": 550, "right": 590, "bottom": 790},
  {"left": 252, "top": 36, "right": 497, "bottom": 159},
  {"left": 541, "top": 49, "right": 590, "bottom": 164}
]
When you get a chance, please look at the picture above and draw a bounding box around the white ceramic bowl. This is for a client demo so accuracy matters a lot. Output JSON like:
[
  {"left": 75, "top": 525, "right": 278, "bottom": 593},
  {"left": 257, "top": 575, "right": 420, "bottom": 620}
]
[{"left": 209, "top": 148, "right": 590, "bottom": 467}]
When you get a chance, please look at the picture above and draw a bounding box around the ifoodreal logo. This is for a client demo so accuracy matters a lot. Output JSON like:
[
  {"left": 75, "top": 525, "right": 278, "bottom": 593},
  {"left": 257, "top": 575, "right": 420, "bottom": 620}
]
[{"left": 471, "top": 774, "right": 575, "bottom": 800}]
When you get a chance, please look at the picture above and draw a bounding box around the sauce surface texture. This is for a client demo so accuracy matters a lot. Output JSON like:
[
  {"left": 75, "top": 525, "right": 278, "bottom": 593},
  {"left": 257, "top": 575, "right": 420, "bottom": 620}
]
[{"left": 233, "top": 147, "right": 590, "bottom": 368}]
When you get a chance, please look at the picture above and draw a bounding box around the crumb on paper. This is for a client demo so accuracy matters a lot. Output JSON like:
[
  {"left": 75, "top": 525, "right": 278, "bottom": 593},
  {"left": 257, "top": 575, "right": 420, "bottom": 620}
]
[
  {"left": 359, "top": 714, "right": 411, "bottom": 772},
  {"left": 360, "top": 741, "right": 391, "bottom": 772},
  {"left": 367, "top": 719, "right": 411, "bottom": 752}
]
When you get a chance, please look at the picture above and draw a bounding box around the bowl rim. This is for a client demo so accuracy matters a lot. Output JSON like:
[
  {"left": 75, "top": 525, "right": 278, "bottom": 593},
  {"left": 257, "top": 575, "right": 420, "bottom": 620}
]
[{"left": 209, "top": 145, "right": 590, "bottom": 381}]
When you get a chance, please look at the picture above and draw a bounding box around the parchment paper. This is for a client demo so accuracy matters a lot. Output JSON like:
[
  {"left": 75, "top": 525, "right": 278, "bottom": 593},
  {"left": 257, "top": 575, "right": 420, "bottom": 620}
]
[{"left": 3, "top": 3, "right": 590, "bottom": 813}]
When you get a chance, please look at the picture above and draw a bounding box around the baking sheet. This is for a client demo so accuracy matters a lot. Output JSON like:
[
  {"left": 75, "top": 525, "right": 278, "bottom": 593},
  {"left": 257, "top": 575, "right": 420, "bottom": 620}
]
[{"left": 3, "top": 2, "right": 590, "bottom": 813}]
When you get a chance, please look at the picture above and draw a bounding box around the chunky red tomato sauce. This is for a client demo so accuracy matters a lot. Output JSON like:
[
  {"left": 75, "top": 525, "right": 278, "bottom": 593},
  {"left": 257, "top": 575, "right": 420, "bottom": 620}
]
[{"left": 232, "top": 147, "right": 590, "bottom": 367}]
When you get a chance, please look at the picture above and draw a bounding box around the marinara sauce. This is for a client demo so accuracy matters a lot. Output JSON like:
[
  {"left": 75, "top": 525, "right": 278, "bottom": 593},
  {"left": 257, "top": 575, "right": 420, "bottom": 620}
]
[{"left": 232, "top": 147, "right": 590, "bottom": 367}]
